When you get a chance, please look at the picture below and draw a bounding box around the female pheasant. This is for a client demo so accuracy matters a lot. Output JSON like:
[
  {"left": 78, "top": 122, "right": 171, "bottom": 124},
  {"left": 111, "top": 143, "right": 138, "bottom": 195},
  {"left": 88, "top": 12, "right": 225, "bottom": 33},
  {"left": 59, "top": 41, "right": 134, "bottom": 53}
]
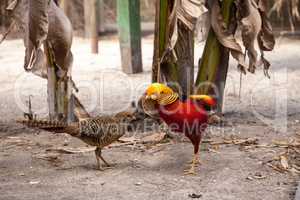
[
  {"left": 17, "top": 111, "right": 136, "bottom": 170},
  {"left": 142, "top": 83, "right": 216, "bottom": 174}
]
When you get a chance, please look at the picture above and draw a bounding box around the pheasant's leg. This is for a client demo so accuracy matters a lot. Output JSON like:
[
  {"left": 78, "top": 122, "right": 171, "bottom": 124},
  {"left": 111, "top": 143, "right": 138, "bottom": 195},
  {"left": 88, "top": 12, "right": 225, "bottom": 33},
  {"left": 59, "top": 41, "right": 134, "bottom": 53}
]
[
  {"left": 159, "top": 122, "right": 172, "bottom": 136},
  {"left": 95, "top": 149, "right": 103, "bottom": 170},
  {"left": 99, "top": 154, "right": 110, "bottom": 167},
  {"left": 95, "top": 147, "right": 114, "bottom": 169},
  {"left": 187, "top": 153, "right": 201, "bottom": 166},
  {"left": 184, "top": 152, "right": 200, "bottom": 175}
]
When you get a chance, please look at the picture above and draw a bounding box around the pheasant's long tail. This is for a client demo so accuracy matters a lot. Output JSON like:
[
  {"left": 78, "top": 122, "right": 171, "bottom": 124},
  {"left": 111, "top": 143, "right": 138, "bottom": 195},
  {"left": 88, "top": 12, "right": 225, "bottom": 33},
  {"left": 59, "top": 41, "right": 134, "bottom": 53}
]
[{"left": 16, "top": 119, "right": 79, "bottom": 135}]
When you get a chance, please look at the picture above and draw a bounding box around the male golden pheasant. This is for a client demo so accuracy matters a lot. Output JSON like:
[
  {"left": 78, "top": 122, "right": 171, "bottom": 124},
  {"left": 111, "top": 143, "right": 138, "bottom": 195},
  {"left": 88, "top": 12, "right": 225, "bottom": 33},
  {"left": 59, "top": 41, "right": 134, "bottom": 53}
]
[
  {"left": 142, "top": 83, "right": 216, "bottom": 174},
  {"left": 17, "top": 111, "right": 136, "bottom": 170}
]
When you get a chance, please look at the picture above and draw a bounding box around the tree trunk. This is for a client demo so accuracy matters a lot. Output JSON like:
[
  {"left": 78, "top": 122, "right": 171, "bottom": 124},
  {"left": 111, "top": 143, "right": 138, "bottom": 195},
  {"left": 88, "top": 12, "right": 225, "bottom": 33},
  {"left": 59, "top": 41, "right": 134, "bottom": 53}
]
[
  {"left": 195, "top": 0, "right": 235, "bottom": 112},
  {"left": 175, "top": 21, "right": 194, "bottom": 99},
  {"left": 152, "top": 0, "right": 194, "bottom": 98},
  {"left": 98, "top": 0, "right": 105, "bottom": 32},
  {"left": 152, "top": 0, "right": 177, "bottom": 84},
  {"left": 84, "top": 0, "right": 99, "bottom": 54},
  {"left": 44, "top": 42, "right": 71, "bottom": 121}
]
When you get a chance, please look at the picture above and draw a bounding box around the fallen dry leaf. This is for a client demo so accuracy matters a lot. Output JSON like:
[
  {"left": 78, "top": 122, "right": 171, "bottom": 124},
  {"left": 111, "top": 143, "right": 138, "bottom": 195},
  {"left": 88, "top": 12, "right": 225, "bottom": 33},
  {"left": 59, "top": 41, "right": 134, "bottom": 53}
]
[
  {"left": 292, "top": 164, "right": 300, "bottom": 171},
  {"left": 233, "top": 138, "right": 259, "bottom": 145},
  {"left": 247, "top": 172, "right": 267, "bottom": 180},
  {"left": 266, "top": 163, "right": 286, "bottom": 173},
  {"left": 34, "top": 153, "right": 59, "bottom": 161},
  {"left": 289, "top": 167, "right": 300, "bottom": 175},
  {"left": 280, "top": 155, "right": 289, "bottom": 170},
  {"left": 46, "top": 147, "right": 95, "bottom": 154},
  {"left": 29, "top": 180, "right": 40, "bottom": 185},
  {"left": 208, "top": 114, "right": 222, "bottom": 124},
  {"left": 141, "top": 132, "right": 167, "bottom": 144},
  {"left": 118, "top": 136, "right": 138, "bottom": 143},
  {"left": 208, "top": 148, "right": 220, "bottom": 154}
]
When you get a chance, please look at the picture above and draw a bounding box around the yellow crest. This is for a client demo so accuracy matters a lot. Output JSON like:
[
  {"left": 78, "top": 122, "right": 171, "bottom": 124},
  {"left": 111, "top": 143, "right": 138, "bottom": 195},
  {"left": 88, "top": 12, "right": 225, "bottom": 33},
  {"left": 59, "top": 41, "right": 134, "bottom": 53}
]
[{"left": 146, "top": 83, "right": 174, "bottom": 96}]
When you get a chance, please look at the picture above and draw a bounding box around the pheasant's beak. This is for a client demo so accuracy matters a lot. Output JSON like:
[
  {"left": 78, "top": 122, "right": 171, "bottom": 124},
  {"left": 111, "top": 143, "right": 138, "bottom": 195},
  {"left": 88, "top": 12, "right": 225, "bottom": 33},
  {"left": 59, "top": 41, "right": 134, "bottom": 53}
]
[{"left": 145, "top": 94, "right": 158, "bottom": 100}]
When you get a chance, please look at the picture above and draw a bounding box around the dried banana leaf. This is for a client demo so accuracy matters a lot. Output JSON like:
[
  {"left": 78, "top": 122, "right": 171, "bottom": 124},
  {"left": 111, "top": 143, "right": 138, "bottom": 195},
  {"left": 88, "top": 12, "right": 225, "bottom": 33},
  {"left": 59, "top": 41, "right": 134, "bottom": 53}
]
[
  {"left": 210, "top": 0, "right": 247, "bottom": 73},
  {"left": 210, "top": 0, "right": 275, "bottom": 76},
  {"left": 153, "top": 0, "right": 206, "bottom": 96},
  {"left": 257, "top": 2, "right": 275, "bottom": 77},
  {"left": 6, "top": 0, "right": 73, "bottom": 77},
  {"left": 28, "top": 0, "right": 49, "bottom": 49},
  {"left": 162, "top": 0, "right": 207, "bottom": 61}
]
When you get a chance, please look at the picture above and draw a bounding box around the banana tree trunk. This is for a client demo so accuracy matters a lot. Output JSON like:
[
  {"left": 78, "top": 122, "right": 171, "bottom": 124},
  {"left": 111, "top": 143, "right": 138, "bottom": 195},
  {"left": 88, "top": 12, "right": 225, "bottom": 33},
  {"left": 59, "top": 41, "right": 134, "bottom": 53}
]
[
  {"left": 195, "top": 0, "right": 235, "bottom": 112},
  {"left": 27, "top": 0, "right": 74, "bottom": 122},
  {"left": 176, "top": 21, "right": 194, "bottom": 98},
  {"left": 152, "top": 0, "right": 178, "bottom": 83},
  {"left": 152, "top": 0, "right": 194, "bottom": 98}
]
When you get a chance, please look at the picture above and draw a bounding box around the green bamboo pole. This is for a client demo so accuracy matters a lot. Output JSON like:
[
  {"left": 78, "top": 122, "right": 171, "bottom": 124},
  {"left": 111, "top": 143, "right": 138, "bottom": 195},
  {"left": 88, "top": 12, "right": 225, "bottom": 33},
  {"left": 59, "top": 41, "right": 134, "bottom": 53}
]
[
  {"left": 117, "top": 0, "right": 143, "bottom": 74},
  {"left": 195, "top": 0, "right": 235, "bottom": 95}
]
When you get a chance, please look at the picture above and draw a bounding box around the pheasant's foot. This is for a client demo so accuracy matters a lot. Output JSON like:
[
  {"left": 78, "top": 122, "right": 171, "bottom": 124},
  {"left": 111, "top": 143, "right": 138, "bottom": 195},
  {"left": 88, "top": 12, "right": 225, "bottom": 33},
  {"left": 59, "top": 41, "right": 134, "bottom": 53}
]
[
  {"left": 99, "top": 165, "right": 114, "bottom": 170},
  {"left": 184, "top": 154, "right": 200, "bottom": 175},
  {"left": 96, "top": 157, "right": 104, "bottom": 171},
  {"left": 95, "top": 148, "right": 117, "bottom": 170},
  {"left": 96, "top": 161, "right": 115, "bottom": 170},
  {"left": 184, "top": 165, "right": 197, "bottom": 175},
  {"left": 99, "top": 155, "right": 112, "bottom": 167},
  {"left": 187, "top": 153, "right": 200, "bottom": 165},
  {"left": 159, "top": 122, "right": 171, "bottom": 135},
  {"left": 187, "top": 158, "right": 201, "bottom": 166}
]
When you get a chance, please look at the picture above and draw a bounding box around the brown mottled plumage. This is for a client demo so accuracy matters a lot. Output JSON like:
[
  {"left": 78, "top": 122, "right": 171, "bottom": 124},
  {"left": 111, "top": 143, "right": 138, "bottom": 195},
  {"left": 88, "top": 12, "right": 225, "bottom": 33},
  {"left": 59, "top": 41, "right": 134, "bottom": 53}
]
[{"left": 17, "top": 111, "right": 136, "bottom": 170}]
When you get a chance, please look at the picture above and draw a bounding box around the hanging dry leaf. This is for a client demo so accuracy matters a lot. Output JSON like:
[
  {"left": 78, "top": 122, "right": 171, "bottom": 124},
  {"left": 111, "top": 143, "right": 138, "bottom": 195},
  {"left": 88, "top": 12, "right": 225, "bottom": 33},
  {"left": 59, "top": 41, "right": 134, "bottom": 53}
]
[
  {"left": 269, "top": 0, "right": 300, "bottom": 32},
  {"left": 195, "top": 12, "right": 210, "bottom": 42},
  {"left": 257, "top": 2, "right": 275, "bottom": 51},
  {"left": 28, "top": 0, "right": 49, "bottom": 49},
  {"left": 6, "top": 0, "right": 18, "bottom": 11},
  {"left": 291, "top": 0, "right": 300, "bottom": 21},
  {"left": 210, "top": 0, "right": 247, "bottom": 73},
  {"left": 6, "top": 0, "right": 73, "bottom": 77},
  {"left": 161, "top": 0, "right": 207, "bottom": 63},
  {"left": 205, "top": 0, "right": 275, "bottom": 76},
  {"left": 177, "top": 0, "right": 207, "bottom": 30},
  {"left": 239, "top": 0, "right": 262, "bottom": 73},
  {"left": 25, "top": 0, "right": 50, "bottom": 71},
  {"left": 268, "top": 0, "right": 284, "bottom": 17},
  {"left": 6, "top": 0, "right": 28, "bottom": 31}
]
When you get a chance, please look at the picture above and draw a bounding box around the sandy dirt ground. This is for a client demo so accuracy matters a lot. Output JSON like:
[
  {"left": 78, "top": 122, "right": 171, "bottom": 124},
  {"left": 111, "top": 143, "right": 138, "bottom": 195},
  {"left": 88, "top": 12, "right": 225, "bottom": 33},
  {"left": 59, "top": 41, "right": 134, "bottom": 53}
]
[{"left": 0, "top": 36, "right": 300, "bottom": 200}]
